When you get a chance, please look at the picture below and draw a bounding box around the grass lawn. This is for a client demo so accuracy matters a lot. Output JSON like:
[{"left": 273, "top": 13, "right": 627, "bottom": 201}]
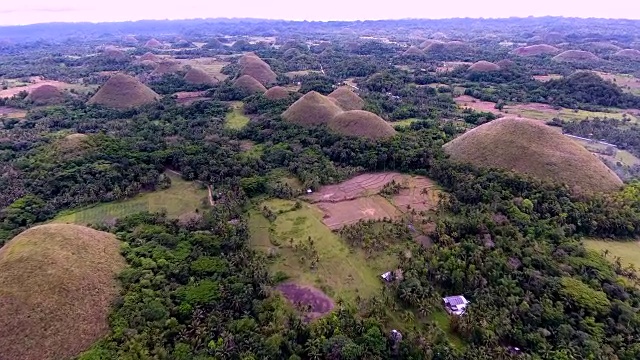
[
  {"left": 248, "top": 199, "right": 384, "bottom": 300},
  {"left": 430, "top": 310, "right": 466, "bottom": 349},
  {"left": 584, "top": 238, "right": 640, "bottom": 273},
  {"left": 225, "top": 101, "right": 250, "bottom": 130},
  {"left": 53, "top": 173, "right": 208, "bottom": 225}
]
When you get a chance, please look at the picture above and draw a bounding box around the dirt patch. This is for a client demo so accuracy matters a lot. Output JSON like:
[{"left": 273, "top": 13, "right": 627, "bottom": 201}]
[
  {"left": 317, "top": 195, "right": 401, "bottom": 230},
  {"left": 276, "top": 283, "right": 335, "bottom": 321},
  {"left": 595, "top": 72, "right": 640, "bottom": 95},
  {"left": 0, "top": 106, "right": 27, "bottom": 118},
  {"left": 307, "top": 172, "right": 401, "bottom": 202},
  {"left": 533, "top": 74, "right": 563, "bottom": 82},
  {"left": 455, "top": 95, "right": 503, "bottom": 115}
]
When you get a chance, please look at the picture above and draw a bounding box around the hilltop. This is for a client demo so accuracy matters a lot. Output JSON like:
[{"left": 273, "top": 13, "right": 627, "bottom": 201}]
[
  {"left": 0, "top": 224, "right": 125, "bottom": 360},
  {"left": 327, "top": 87, "right": 365, "bottom": 111},
  {"left": 443, "top": 117, "right": 623, "bottom": 193},
  {"left": 328, "top": 110, "right": 397, "bottom": 140},
  {"left": 282, "top": 91, "right": 344, "bottom": 126},
  {"left": 88, "top": 73, "right": 160, "bottom": 109}
]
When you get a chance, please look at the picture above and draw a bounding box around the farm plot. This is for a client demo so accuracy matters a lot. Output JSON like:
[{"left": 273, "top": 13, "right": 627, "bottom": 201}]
[
  {"left": 317, "top": 196, "right": 401, "bottom": 230},
  {"left": 306, "top": 172, "right": 402, "bottom": 202},
  {"left": 392, "top": 176, "right": 440, "bottom": 213}
]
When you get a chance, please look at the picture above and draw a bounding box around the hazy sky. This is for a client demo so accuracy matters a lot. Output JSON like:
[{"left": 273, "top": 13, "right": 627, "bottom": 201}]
[{"left": 0, "top": 0, "right": 638, "bottom": 25}]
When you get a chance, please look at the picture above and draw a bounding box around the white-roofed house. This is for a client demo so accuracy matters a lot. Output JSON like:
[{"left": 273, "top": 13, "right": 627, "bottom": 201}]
[{"left": 442, "top": 295, "right": 469, "bottom": 316}]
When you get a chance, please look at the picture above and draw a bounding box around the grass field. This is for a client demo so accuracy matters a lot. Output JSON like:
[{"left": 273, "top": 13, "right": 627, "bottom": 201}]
[
  {"left": 249, "top": 199, "right": 388, "bottom": 300},
  {"left": 54, "top": 173, "right": 208, "bottom": 225},
  {"left": 430, "top": 310, "right": 466, "bottom": 349},
  {"left": 225, "top": 102, "right": 250, "bottom": 130},
  {"left": 584, "top": 238, "right": 640, "bottom": 273},
  {"left": 390, "top": 118, "right": 423, "bottom": 128}
]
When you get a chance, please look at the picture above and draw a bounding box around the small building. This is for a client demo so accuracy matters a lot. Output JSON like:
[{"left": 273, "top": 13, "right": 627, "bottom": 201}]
[
  {"left": 381, "top": 271, "right": 393, "bottom": 282},
  {"left": 443, "top": 295, "right": 469, "bottom": 316},
  {"left": 306, "top": 189, "right": 313, "bottom": 194}
]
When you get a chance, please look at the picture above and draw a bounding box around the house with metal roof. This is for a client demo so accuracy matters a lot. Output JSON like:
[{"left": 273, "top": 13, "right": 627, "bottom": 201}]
[{"left": 442, "top": 295, "right": 469, "bottom": 316}]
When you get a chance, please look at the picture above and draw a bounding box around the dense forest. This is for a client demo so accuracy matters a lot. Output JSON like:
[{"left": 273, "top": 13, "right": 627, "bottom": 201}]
[{"left": 1, "top": 16, "right": 640, "bottom": 360}]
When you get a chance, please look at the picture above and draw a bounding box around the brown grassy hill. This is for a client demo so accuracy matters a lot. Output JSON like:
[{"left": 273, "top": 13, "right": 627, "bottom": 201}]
[
  {"left": 419, "top": 39, "right": 444, "bottom": 49},
  {"left": 238, "top": 53, "right": 261, "bottom": 67},
  {"left": 443, "top": 117, "right": 623, "bottom": 194},
  {"left": 553, "top": 50, "right": 600, "bottom": 62},
  {"left": 590, "top": 42, "right": 622, "bottom": 53},
  {"left": 512, "top": 44, "right": 560, "bottom": 56},
  {"left": 55, "top": 133, "right": 92, "bottom": 158},
  {"left": 26, "top": 85, "right": 64, "bottom": 105},
  {"left": 152, "top": 60, "right": 183, "bottom": 75},
  {"left": 123, "top": 35, "right": 137, "bottom": 44},
  {"left": 282, "top": 91, "right": 344, "bottom": 126},
  {"left": 424, "top": 41, "right": 470, "bottom": 54},
  {"left": 103, "top": 47, "right": 126, "bottom": 60},
  {"left": 139, "top": 52, "right": 160, "bottom": 62},
  {"left": 145, "top": 38, "right": 163, "bottom": 48},
  {"left": 0, "top": 224, "right": 125, "bottom": 360},
  {"left": 327, "top": 87, "right": 365, "bottom": 111},
  {"left": 468, "top": 61, "right": 501, "bottom": 72},
  {"left": 88, "top": 73, "right": 160, "bottom": 109},
  {"left": 184, "top": 67, "right": 219, "bottom": 86},
  {"left": 403, "top": 46, "right": 424, "bottom": 56},
  {"left": 613, "top": 49, "right": 640, "bottom": 60},
  {"left": 234, "top": 75, "right": 267, "bottom": 94},
  {"left": 240, "top": 58, "right": 277, "bottom": 86},
  {"left": 265, "top": 86, "right": 291, "bottom": 100},
  {"left": 328, "top": 110, "right": 396, "bottom": 140}
]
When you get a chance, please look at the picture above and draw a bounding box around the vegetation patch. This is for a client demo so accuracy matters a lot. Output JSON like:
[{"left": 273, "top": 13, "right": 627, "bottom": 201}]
[
  {"left": 54, "top": 172, "right": 207, "bottom": 225},
  {"left": 584, "top": 238, "right": 640, "bottom": 274},
  {"left": 249, "top": 199, "right": 383, "bottom": 300},
  {"left": 0, "top": 224, "right": 124, "bottom": 360},
  {"left": 224, "top": 101, "right": 250, "bottom": 130}
]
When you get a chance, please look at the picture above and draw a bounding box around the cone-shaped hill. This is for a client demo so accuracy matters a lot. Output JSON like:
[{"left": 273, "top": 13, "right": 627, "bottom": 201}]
[
  {"left": 613, "top": 49, "right": 640, "bottom": 60},
  {"left": 443, "top": 117, "right": 623, "bottom": 194},
  {"left": 26, "top": 84, "right": 64, "bottom": 105},
  {"left": 402, "top": 46, "right": 424, "bottom": 56},
  {"left": 0, "top": 224, "right": 125, "bottom": 360},
  {"left": 264, "top": 86, "right": 291, "bottom": 100},
  {"left": 282, "top": 91, "right": 344, "bottom": 126},
  {"left": 88, "top": 73, "right": 160, "bottom": 109},
  {"left": 145, "top": 38, "right": 163, "bottom": 48},
  {"left": 512, "top": 44, "right": 560, "bottom": 56},
  {"left": 468, "top": 61, "right": 501, "bottom": 72},
  {"left": 328, "top": 110, "right": 396, "bottom": 140},
  {"left": 239, "top": 55, "right": 277, "bottom": 86},
  {"left": 327, "top": 87, "right": 365, "bottom": 111},
  {"left": 184, "top": 67, "right": 218, "bottom": 86},
  {"left": 233, "top": 75, "right": 267, "bottom": 94},
  {"left": 139, "top": 52, "right": 160, "bottom": 62},
  {"left": 553, "top": 50, "right": 600, "bottom": 62}
]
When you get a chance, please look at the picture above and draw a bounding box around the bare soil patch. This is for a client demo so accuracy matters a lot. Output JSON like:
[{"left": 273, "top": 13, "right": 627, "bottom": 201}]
[
  {"left": 455, "top": 95, "right": 503, "bottom": 115},
  {"left": 392, "top": 176, "right": 439, "bottom": 213},
  {"left": 307, "top": 172, "right": 401, "bottom": 202},
  {"left": 0, "top": 106, "right": 27, "bottom": 118},
  {"left": 317, "top": 196, "right": 400, "bottom": 230},
  {"left": 276, "top": 283, "right": 335, "bottom": 321},
  {"left": 533, "top": 74, "right": 563, "bottom": 82}
]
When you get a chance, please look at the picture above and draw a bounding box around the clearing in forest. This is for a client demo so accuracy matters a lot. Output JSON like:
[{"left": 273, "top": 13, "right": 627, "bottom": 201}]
[
  {"left": 248, "top": 199, "right": 384, "bottom": 300},
  {"left": 53, "top": 172, "right": 208, "bottom": 225},
  {"left": 584, "top": 239, "right": 640, "bottom": 274},
  {"left": 224, "top": 101, "right": 250, "bottom": 129},
  {"left": 306, "top": 172, "right": 440, "bottom": 229},
  {"left": 594, "top": 72, "right": 640, "bottom": 96}
]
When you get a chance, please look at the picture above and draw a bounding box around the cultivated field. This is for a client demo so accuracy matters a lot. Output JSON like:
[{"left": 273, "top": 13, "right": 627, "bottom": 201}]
[
  {"left": 224, "top": 101, "right": 250, "bottom": 129},
  {"left": 173, "top": 90, "right": 208, "bottom": 105},
  {"left": 176, "top": 57, "right": 230, "bottom": 81},
  {"left": 306, "top": 172, "right": 440, "bottom": 229},
  {"left": 53, "top": 172, "right": 208, "bottom": 225},
  {"left": 594, "top": 72, "right": 640, "bottom": 96},
  {"left": 317, "top": 196, "right": 400, "bottom": 230}
]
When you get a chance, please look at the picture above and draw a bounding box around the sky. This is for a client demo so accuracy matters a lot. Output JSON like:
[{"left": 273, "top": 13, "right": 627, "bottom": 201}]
[{"left": 0, "top": 0, "right": 638, "bottom": 26}]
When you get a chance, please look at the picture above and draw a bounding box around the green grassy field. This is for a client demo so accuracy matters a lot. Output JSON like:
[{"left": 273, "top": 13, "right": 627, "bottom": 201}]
[
  {"left": 584, "top": 238, "right": 640, "bottom": 272},
  {"left": 390, "top": 118, "right": 424, "bottom": 128},
  {"left": 249, "top": 199, "right": 387, "bottom": 300},
  {"left": 225, "top": 101, "right": 250, "bottom": 130},
  {"left": 430, "top": 310, "right": 466, "bottom": 349},
  {"left": 53, "top": 173, "right": 208, "bottom": 225}
]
